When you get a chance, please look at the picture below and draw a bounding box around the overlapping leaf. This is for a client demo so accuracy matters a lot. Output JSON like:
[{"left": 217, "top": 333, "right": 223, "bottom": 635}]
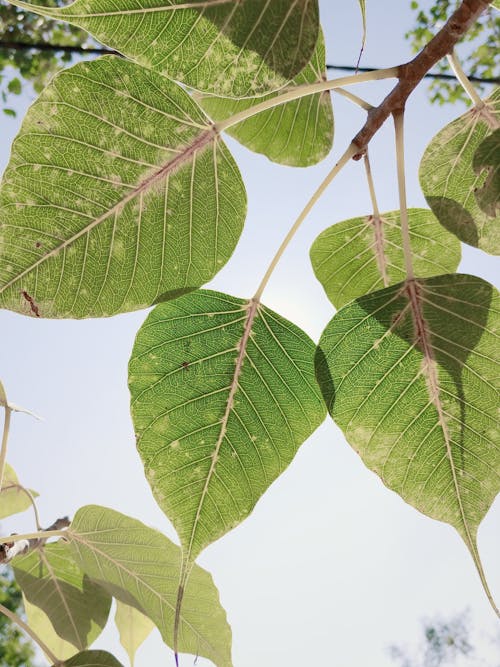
[
  {"left": 129, "top": 289, "right": 326, "bottom": 565},
  {"left": 52, "top": 651, "right": 124, "bottom": 667},
  {"left": 316, "top": 274, "right": 500, "bottom": 598},
  {"left": 0, "top": 463, "right": 38, "bottom": 519},
  {"left": 7, "top": 0, "right": 319, "bottom": 97},
  {"left": 0, "top": 56, "right": 246, "bottom": 318},
  {"left": 13, "top": 542, "right": 112, "bottom": 650},
  {"left": 198, "top": 31, "right": 333, "bottom": 167},
  {"left": 473, "top": 128, "right": 500, "bottom": 217},
  {"left": 66, "top": 505, "right": 232, "bottom": 667},
  {"left": 419, "top": 88, "right": 500, "bottom": 254},
  {"left": 24, "top": 597, "right": 78, "bottom": 662},
  {"left": 310, "top": 208, "right": 461, "bottom": 309},
  {"left": 115, "top": 600, "right": 155, "bottom": 666}
]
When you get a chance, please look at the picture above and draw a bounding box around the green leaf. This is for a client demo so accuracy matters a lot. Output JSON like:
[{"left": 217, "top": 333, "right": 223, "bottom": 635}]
[
  {"left": 115, "top": 600, "right": 154, "bottom": 667},
  {"left": 197, "top": 30, "right": 333, "bottom": 167},
  {"left": 419, "top": 89, "right": 500, "bottom": 254},
  {"left": 0, "top": 57, "right": 246, "bottom": 318},
  {"left": 310, "top": 208, "right": 461, "bottom": 309},
  {"left": 473, "top": 128, "right": 500, "bottom": 218},
  {"left": 357, "top": 0, "right": 367, "bottom": 57},
  {"left": 7, "top": 0, "right": 319, "bottom": 97},
  {"left": 316, "top": 274, "right": 500, "bottom": 610},
  {"left": 23, "top": 597, "right": 78, "bottom": 662},
  {"left": 13, "top": 542, "right": 112, "bottom": 650},
  {"left": 66, "top": 505, "right": 232, "bottom": 667},
  {"left": 3, "top": 108, "right": 16, "bottom": 117},
  {"left": 51, "top": 650, "right": 124, "bottom": 667},
  {"left": 0, "top": 463, "right": 38, "bottom": 520},
  {"left": 7, "top": 78, "right": 22, "bottom": 95},
  {"left": 129, "top": 289, "right": 326, "bottom": 564}
]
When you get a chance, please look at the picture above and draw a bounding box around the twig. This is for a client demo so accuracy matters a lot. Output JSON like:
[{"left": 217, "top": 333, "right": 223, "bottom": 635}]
[{"left": 0, "top": 601, "right": 59, "bottom": 664}]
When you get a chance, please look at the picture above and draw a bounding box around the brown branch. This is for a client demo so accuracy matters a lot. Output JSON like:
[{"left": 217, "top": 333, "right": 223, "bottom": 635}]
[
  {"left": 0, "top": 516, "right": 70, "bottom": 563},
  {"left": 352, "top": 0, "right": 493, "bottom": 159}
]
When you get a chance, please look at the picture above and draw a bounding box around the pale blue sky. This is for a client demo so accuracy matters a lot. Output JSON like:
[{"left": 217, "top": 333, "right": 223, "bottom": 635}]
[{"left": 1, "top": 2, "right": 499, "bottom": 666}]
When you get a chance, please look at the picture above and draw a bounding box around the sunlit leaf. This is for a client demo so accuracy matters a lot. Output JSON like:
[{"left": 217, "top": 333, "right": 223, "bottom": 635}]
[
  {"left": 51, "top": 650, "right": 124, "bottom": 667},
  {"left": 0, "top": 56, "right": 246, "bottom": 318},
  {"left": 198, "top": 30, "right": 333, "bottom": 167},
  {"left": 67, "top": 505, "right": 232, "bottom": 667},
  {"left": 473, "top": 128, "right": 500, "bottom": 217},
  {"left": 419, "top": 89, "right": 500, "bottom": 254},
  {"left": 310, "top": 208, "right": 461, "bottom": 309},
  {"left": 0, "top": 463, "right": 38, "bottom": 520},
  {"left": 7, "top": 0, "right": 319, "bottom": 97},
  {"left": 24, "top": 596, "right": 78, "bottom": 662},
  {"left": 316, "top": 274, "right": 500, "bottom": 604},
  {"left": 13, "top": 541, "right": 112, "bottom": 650},
  {"left": 115, "top": 600, "right": 155, "bottom": 666}
]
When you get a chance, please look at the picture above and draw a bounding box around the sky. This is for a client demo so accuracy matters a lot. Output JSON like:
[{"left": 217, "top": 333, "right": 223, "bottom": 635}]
[{"left": 1, "top": 1, "right": 500, "bottom": 666}]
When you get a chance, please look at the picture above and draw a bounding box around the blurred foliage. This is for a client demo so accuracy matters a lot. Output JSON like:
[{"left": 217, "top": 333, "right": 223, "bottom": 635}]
[
  {"left": 0, "top": 0, "right": 89, "bottom": 116},
  {"left": 407, "top": 0, "right": 500, "bottom": 105},
  {"left": 0, "top": 568, "right": 38, "bottom": 667}
]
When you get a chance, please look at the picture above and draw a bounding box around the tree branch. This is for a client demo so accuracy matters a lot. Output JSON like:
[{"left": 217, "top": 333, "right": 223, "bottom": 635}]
[{"left": 352, "top": 0, "right": 494, "bottom": 158}]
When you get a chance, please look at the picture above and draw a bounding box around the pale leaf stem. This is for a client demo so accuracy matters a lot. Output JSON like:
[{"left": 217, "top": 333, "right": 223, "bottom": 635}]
[
  {"left": 0, "top": 406, "right": 12, "bottom": 492},
  {"left": 447, "top": 51, "right": 483, "bottom": 106},
  {"left": 334, "top": 88, "right": 374, "bottom": 111},
  {"left": 393, "top": 112, "right": 414, "bottom": 281},
  {"left": 0, "top": 602, "right": 60, "bottom": 664},
  {"left": 363, "top": 152, "right": 380, "bottom": 217},
  {"left": 0, "top": 529, "right": 67, "bottom": 544}
]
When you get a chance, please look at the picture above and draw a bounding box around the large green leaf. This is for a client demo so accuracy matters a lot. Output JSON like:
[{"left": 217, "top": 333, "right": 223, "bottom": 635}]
[
  {"left": 473, "top": 128, "right": 500, "bottom": 218},
  {"left": 13, "top": 542, "right": 112, "bottom": 650},
  {"left": 7, "top": 0, "right": 319, "bottom": 97},
  {"left": 197, "top": 30, "right": 333, "bottom": 167},
  {"left": 129, "top": 289, "right": 326, "bottom": 565},
  {"left": 0, "top": 56, "right": 246, "bottom": 319},
  {"left": 115, "top": 600, "right": 155, "bottom": 666},
  {"left": 310, "top": 208, "right": 461, "bottom": 309},
  {"left": 419, "top": 88, "right": 500, "bottom": 254},
  {"left": 52, "top": 651, "right": 124, "bottom": 667},
  {"left": 24, "top": 597, "right": 78, "bottom": 662},
  {"left": 67, "top": 505, "right": 232, "bottom": 667},
  {"left": 0, "top": 463, "right": 38, "bottom": 520},
  {"left": 316, "top": 274, "right": 500, "bottom": 605}
]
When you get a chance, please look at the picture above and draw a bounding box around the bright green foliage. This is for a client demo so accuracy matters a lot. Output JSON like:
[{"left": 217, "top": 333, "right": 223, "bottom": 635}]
[
  {"left": 13, "top": 542, "right": 111, "bottom": 650},
  {"left": 6, "top": 0, "right": 319, "bottom": 97},
  {"left": 310, "top": 208, "right": 461, "bottom": 309},
  {"left": 0, "top": 464, "right": 38, "bottom": 520},
  {"left": 0, "top": 56, "right": 246, "bottom": 318},
  {"left": 115, "top": 600, "right": 154, "bottom": 667},
  {"left": 198, "top": 31, "right": 333, "bottom": 167},
  {"left": 316, "top": 274, "right": 500, "bottom": 579},
  {"left": 52, "top": 650, "right": 124, "bottom": 667},
  {"left": 407, "top": 0, "right": 500, "bottom": 106},
  {"left": 0, "top": 571, "right": 38, "bottom": 667},
  {"left": 129, "top": 289, "right": 326, "bottom": 563},
  {"left": 23, "top": 597, "right": 78, "bottom": 662},
  {"left": 419, "top": 89, "right": 500, "bottom": 254},
  {"left": 67, "top": 505, "right": 232, "bottom": 667},
  {"left": 473, "top": 128, "right": 500, "bottom": 217}
]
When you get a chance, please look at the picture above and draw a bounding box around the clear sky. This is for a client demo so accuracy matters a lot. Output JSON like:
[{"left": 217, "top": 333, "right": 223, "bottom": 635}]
[{"left": 1, "top": 2, "right": 499, "bottom": 666}]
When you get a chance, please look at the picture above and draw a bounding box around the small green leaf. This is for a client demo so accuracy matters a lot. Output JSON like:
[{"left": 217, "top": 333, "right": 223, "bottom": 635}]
[
  {"left": 52, "top": 651, "right": 124, "bottom": 667},
  {"left": 0, "top": 463, "right": 39, "bottom": 520},
  {"left": 13, "top": 542, "right": 112, "bottom": 650},
  {"left": 310, "top": 208, "right": 461, "bottom": 309},
  {"left": 115, "top": 600, "right": 154, "bottom": 667},
  {"left": 23, "top": 597, "right": 78, "bottom": 662},
  {"left": 419, "top": 88, "right": 500, "bottom": 254},
  {"left": 3, "top": 108, "right": 16, "bottom": 117},
  {"left": 129, "top": 289, "right": 326, "bottom": 565},
  {"left": 473, "top": 128, "right": 500, "bottom": 217},
  {"left": 7, "top": 0, "right": 319, "bottom": 97},
  {"left": 7, "top": 78, "right": 22, "bottom": 95},
  {"left": 0, "top": 57, "right": 246, "bottom": 318},
  {"left": 198, "top": 30, "right": 334, "bottom": 167},
  {"left": 316, "top": 274, "right": 500, "bottom": 609},
  {"left": 67, "top": 505, "right": 232, "bottom": 667}
]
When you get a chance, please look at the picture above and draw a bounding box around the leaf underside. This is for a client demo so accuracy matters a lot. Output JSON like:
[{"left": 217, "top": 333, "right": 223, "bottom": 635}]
[
  {"left": 0, "top": 56, "right": 246, "bottom": 319},
  {"left": 24, "top": 597, "right": 78, "bottom": 662},
  {"left": 115, "top": 600, "right": 155, "bottom": 666},
  {"left": 316, "top": 275, "right": 500, "bottom": 566},
  {"left": 8, "top": 0, "right": 320, "bottom": 97},
  {"left": 53, "top": 650, "right": 125, "bottom": 667},
  {"left": 310, "top": 208, "right": 461, "bottom": 309},
  {"left": 0, "top": 463, "right": 38, "bottom": 519},
  {"left": 198, "top": 30, "right": 334, "bottom": 167},
  {"left": 67, "top": 505, "right": 233, "bottom": 667},
  {"left": 419, "top": 88, "right": 500, "bottom": 254},
  {"left": 472, "top": 128, "right": 500, "bottom": 218},
  {"left": 129, "top": 289, "right": 326, "bottom": 564}
]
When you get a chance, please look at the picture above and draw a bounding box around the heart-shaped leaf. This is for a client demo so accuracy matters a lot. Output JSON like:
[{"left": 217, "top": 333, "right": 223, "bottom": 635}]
[
  {"left": 316, "top": 274, "right": 500, "bottom": 611},
  {"left": 419, "top": 88, "right": 500, "bottom": 254},
  {"left": 13, "top": 542, "right": 112, "bottom": 650},
  {"left": 0, "top": 56, "right": 246, "bottom": 318},
  {"left": 310, "top": 208, "right": 461, "bottom": 309},
  {"left": 52, "top": 651, "right": 124, "bottom": 667},
  {"left": 198, "top": 30, "right": 334, "bottom": 167},
  {"left": 7, "top": 0, "right": 319, "bottom": 97},
  {"left": 0, "top": 464, "right": 39, "bottom": 520},
  {"left": 115, "top": 600, "right": 155, "bottom": 666},
  {"left": 67, "top": 505, "right": 232, "bottom": 667}
]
